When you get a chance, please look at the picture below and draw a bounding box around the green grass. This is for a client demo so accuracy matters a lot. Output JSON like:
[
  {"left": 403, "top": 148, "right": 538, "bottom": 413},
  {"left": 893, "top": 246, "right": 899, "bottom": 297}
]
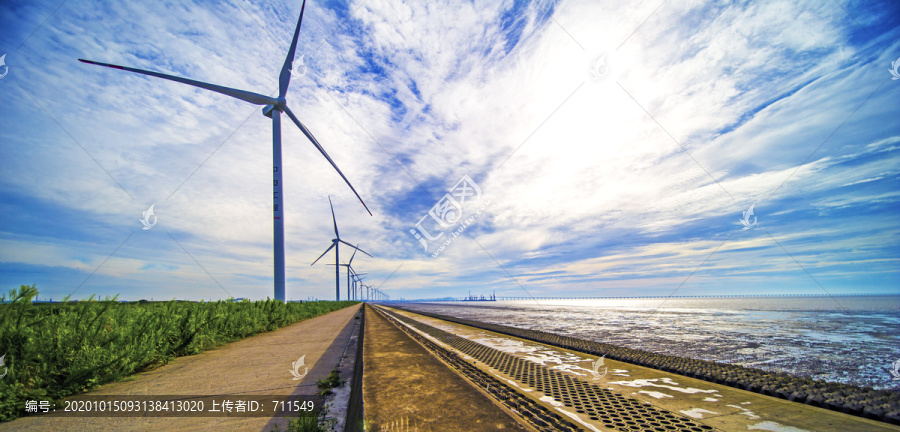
[
  {"left": 271, "top": 372, "right": 345, "bottom": 432},
  {"left": 272, "top": 409, "right": 334, "bottom": 432},
  {"left": 0, "top": 285, "right": 357, "bottom": 422},
  {"left": 316, "top": 369, "right": 344, "bottom": 396}
]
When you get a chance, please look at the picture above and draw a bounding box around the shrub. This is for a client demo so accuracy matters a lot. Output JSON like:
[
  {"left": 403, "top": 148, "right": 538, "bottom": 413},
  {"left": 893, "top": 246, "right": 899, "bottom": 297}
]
[{"left": 0, "top": 288, "right": 357, "bottom": 421}]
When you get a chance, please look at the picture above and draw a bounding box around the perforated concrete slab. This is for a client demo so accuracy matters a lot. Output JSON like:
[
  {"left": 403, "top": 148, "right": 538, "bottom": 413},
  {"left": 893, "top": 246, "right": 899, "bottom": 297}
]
[{"left": 379, "top": 306, "right": 900, "bottom": 432}]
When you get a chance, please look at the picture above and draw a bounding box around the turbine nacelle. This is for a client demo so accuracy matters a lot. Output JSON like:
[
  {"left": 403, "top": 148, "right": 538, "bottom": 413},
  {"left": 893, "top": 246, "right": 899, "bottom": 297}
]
[{"left": 262, "top": 98, "right": 288, "bottom": 118}]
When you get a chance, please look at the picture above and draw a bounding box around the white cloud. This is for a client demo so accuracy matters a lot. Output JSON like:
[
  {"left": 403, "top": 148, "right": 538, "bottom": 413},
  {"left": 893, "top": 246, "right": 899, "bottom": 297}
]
[{"left": 1, "top": 0, "right": 897, "bottom": 300}]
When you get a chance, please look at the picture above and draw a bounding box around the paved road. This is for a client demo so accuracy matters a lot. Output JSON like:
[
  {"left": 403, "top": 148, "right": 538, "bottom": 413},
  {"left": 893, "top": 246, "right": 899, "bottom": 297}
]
[
  {"left": 363, "top": 305, "right": 533, "bottom": 432},
  {"left": 1, "top": 304, "right": 362, "bottom": 432}
]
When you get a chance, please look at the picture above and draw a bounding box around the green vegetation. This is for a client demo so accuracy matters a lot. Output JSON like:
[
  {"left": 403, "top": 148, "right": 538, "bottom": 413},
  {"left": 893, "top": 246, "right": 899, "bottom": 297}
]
[
  {"left": 272, "top": 408, "right": 335, "bottom": 432},
  {"left": 316, "top": 369, "right": 344, "bottom": 396},
  {"left": 272, "top": 372, "right": 345, "bottom": 432},
  {"left": 0, "top": 285, "right": 357, "bottom": 422}
]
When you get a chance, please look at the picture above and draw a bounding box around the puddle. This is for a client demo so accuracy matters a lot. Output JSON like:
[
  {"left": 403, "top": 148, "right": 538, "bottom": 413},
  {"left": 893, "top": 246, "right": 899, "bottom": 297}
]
[
  {"left": 555, "top": 407, "right": 603, "bottom": 432},
  {"left": 540, "top": 395, "right": 564, "bottom": 407},
  {"left": 637, "top": 390, "right": 673, "bottom": 399},
  {"left": 680, "top": 408, "right": 718, "bottom": 419},
  {"left": 726, "top": 404, "right": 760, "bottom": 419},
  {"left": 608, "top": 377, "right": 717, "bottom": 395},
  {"left": 748, "top": 421, "right": 811, "bottom": 432}
]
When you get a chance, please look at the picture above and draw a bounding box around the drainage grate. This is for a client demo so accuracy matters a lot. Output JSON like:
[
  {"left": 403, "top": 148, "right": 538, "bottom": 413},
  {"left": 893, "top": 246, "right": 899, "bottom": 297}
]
[
  {"left": 373, "top": 306, "right": 580, "bottom": 432},
  {"left": 382, "top": 307, "right": 719, "bottom": 432}
]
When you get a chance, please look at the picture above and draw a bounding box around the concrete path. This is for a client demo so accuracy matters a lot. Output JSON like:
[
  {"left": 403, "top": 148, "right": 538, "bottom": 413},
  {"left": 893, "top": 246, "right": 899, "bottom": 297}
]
[
  {"left": 0, "top": 304, "right": 362, "bottom": 432},
  {"left": 363, "top": 305, "right": 533, "bottom": 432}
]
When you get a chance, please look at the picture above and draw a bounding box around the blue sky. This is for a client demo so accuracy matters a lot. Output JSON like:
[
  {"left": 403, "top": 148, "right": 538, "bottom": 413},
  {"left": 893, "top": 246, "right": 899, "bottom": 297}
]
[{"left": 0, "top": 0, "right": 898, "bottom": 301}]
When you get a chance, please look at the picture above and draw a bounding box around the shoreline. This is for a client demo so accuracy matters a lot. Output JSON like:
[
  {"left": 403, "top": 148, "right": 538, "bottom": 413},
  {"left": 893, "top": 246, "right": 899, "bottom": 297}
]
[
  {"left": 398, "top": 293, "right": 900, "bottom": 303},
  {"left": 392, "top": 305, "right": 900, "bottom": 425},
  {"left": 398, "top": 299, "right": 900, "bottom": 390}
]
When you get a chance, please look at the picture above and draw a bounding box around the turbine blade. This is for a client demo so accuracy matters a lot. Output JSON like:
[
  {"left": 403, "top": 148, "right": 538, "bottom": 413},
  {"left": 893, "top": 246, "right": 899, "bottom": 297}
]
[
  {"left": 329, "top": 195, "right": 339, "bottom": 238},
  {"left": 339, "top": 240, "right": 372, "bottom": 258},
  {"left": 348, "top": 246, "right": 358, "bottom": 265},
  {"left": 310, "top": 243, "right": 336, "bottom": 266},
  {"left": 280, "top": 0, "right": 307, "bottom": 98},
  {"left": 78, "top": 59, "right": 277, "bottom": 106},
  {"left": 283, "top": 105, "right": 372, "bottom": 215}
]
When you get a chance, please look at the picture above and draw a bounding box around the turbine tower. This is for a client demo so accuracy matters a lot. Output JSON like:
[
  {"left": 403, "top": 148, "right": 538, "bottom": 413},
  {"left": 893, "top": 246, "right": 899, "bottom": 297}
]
[
  {"left": 352, "top": 272, "right": 367, "bottom": 300},
  {"left": 312, "top": 196, "right": 371, "bottom": 300},
  {"left": 78, "top": 0, "right": 371, "bottom": 302},
  {"left": 328, "top": 244, "right": 365, "bottom": 300}
]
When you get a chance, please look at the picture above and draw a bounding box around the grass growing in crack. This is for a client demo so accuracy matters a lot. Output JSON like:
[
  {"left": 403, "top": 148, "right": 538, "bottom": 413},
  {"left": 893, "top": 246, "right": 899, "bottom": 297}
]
[
  {"left": 0, "top": 285, "right": 357, "bottom": 421},
  {"left": 271, "top": 407, "right": 336, "bottom": 432},
  {"left": 272, "top": 372, "right": 344, "bottom": 432},
  {"left": 316, "top": 369, "right": 344, "bottom": 396},
  {"left": 271, "top": 372, "right": 345, "bottom": 432}
]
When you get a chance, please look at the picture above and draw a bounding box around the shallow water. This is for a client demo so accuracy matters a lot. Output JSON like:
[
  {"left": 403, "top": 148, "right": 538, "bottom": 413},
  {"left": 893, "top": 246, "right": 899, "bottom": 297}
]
[{"left": 398, "top": 296, "right": 900, "bottom": 390}]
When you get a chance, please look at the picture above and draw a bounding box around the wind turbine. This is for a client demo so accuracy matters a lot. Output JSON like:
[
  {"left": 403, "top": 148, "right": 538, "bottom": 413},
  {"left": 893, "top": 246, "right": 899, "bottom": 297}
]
[
  {"left": 352, "top": 272, "right": 367, "bottom": 300},
  {"left": 327, "top": 243, "right": 366, "bottom": 300},
  {"left": 312, "top": 196, "right": 371, "bottom": 300},
  {"left": 349, "top": 269, "right": 366, "bottom": 300},
  {"left": 78, "top": 0, "right": 371, "bottom": 302},
  {"left": 360, "top": 282, "right": 368, "bottom": 301}
]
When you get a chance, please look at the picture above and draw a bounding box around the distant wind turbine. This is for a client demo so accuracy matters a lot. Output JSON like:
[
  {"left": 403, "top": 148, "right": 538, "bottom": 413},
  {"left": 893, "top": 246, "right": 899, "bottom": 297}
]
[
  {"left": 327, "top": 243, "right": 366, "bottom": 300},
  {"left": 351, "top": 269, "right": 364, "bottom": 300},
  {"left": 351, "top": 272, "right": 367, "bottom": 300},
  {"left": 78, "top": 0, "right": 372, "bottom": 302},
  {"left": 312, "top": 196, "right": 371, "bottom": 300}
]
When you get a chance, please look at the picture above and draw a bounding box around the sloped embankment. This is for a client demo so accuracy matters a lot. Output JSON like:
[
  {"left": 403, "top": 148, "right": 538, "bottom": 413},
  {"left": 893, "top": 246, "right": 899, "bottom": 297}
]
[{"left": 394, "top": 306, "right": 900, "bottom": 425}]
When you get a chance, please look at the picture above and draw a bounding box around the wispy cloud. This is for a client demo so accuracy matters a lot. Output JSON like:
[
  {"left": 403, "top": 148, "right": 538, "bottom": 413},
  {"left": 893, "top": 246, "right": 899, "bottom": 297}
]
[{"left": 0, "top": 0, "right": 898, "bottom": 300}]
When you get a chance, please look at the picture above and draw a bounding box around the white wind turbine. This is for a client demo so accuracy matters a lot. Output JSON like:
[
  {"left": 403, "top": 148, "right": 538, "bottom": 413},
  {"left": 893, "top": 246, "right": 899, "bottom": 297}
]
[
  {"left": 312, "top": 196, "right": 371, "bottom": 300},
  {"left": 327, "top": 243, "right": 365, "bottom": 300},
  {"left": 350, "top": 269, "right": 366, "bottom": 300},
  {"left": 351, "top": 272, "right": 367, "bottom": 300},
  {"left": 78, "top": 0, "right": 371, "bottom": 302}
]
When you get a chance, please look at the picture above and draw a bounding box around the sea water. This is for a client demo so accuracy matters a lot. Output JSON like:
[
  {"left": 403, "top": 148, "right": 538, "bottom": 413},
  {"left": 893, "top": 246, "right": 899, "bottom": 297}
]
[{"left": 399, "top": 296, "right": 900, "bottom": 390}]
